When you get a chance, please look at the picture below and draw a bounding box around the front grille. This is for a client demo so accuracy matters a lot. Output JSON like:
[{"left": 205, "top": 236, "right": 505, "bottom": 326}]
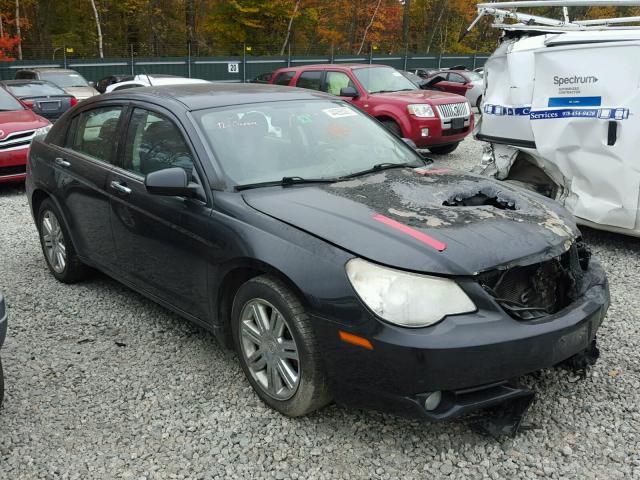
[
  {"left": 436, "top": 102, "right": 470, "bottom": 119},
  {"left": 0, "top": 129, "right": 35, "bottom": 151},
  {"left": 0, "top": 164, "right": 26, "bottom": 177},
  {"left": 477, "top": 242, "right": 591, "bottom": 321}
]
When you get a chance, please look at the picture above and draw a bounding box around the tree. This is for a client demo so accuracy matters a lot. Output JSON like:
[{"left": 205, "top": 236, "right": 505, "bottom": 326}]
[{"left": 89, "top": 0, "right": 103, "bottom": 58}]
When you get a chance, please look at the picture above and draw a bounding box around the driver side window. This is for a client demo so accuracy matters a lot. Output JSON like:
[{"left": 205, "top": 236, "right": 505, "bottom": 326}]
[{"left": 123, "top": 108, "right": 195, "bottom": 180}]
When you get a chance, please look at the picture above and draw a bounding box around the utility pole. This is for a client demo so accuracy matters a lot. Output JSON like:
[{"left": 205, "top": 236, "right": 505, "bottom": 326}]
[
  {"left": 402, "top": 0, "right": 411, "bottom": 54},
  {"left": 15, "top": 0, "right": 22, "bottom": 60}
]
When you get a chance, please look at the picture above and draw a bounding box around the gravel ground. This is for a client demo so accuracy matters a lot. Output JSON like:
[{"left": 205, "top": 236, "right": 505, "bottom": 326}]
[{"left": 1, "top": 137, "right": 639, "bottom": 479}]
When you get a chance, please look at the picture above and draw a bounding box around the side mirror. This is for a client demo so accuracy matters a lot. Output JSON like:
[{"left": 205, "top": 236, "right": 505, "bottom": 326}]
[
  {"left": 402, "top": 138, "right": 417, "bottom": 150},
  {"left": 340, "top": 86, "right": 359, "bottom": 98},
  {"left": 144, "top": 167, "right": 198, "bottom": 197}
]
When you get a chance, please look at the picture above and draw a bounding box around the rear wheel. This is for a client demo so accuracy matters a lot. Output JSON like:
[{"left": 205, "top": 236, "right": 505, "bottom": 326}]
[
  {"left": 37, "top": 199, "right": 90, "bottom": 283},
  {"left": 428, "top": 142, "right": 459, "bottom": 155},
  {"left": 381, "top": 119, "right": 402, "bottom": 137},
  {"left": 231, "top": 275, "right": 331, "bottom": 417}
]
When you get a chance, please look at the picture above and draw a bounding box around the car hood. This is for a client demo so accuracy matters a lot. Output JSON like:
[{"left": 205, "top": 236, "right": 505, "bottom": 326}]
[
  {"left": 0, "top": 109, "right": 48, "bottom": 132},
  {"left": 63, "top": 86, "right": 98, "bottom": 99},
  {"left": 242, "top": 168, "right": 579, "bottom": 276},
  {"left": 373, "top": 90, "right": 468, "bottom": 105}
]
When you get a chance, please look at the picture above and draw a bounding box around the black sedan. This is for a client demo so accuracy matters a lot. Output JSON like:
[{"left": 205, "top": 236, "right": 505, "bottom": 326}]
[
  {"left": 1, "top": 80, "right": 77, "bottom": 122},
  {"left": 25, "top": 84, "right": 609, "bottom": 423}
]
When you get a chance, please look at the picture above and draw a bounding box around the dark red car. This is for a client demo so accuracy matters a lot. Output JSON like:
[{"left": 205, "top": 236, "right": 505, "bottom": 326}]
[
  {"left": 0, "top": 86, "right": 51, "bottom": 183},
  {"left": 270, "top": 64, "right": 473, "bottom": 154}
]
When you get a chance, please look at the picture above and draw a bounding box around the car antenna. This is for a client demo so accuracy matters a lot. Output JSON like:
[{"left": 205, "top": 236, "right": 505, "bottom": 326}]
[{"left": 143, "top": 68, "right": 153, "bottom": 86}]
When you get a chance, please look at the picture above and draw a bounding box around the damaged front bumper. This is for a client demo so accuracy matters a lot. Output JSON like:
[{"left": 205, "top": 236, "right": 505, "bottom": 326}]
[{"left": 318, "top": 257, "right": 609, "bottom": 425}]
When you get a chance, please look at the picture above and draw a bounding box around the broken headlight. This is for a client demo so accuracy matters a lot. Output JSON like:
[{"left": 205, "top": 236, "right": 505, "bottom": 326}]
[
  {"left": 407, "top": 104, "right": 435, "bottom": 118},
  {"left": 345, "top": 258, "right": 476, "bottom": 327}
]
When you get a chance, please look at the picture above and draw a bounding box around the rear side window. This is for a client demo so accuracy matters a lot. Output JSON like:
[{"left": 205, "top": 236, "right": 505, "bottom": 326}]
[
  {"left": 15, "top": 71, "right": 35, "bottom": 80},
  {"left": 67, "top": 106, "right": 123, "bottom": 164},
  {"left": 296, "top": 71, "right": 323, "bottom": 91},
  {"left": 448, "top": 73, "right": 466, "bottom": 84},
  {"left": 123, "top": 108, "right": 195, "bottom": 179},
  {"left": 324, "top": 71, "right": 355, "bottom": 96},
  {"left": 273, "top": 71, "right": 294, "bottom": 86}
]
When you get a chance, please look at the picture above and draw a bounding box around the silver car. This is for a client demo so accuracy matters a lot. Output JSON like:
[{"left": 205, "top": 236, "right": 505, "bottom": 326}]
[{"left": 15, "top": 68, "right": 98, "bottom": 101}]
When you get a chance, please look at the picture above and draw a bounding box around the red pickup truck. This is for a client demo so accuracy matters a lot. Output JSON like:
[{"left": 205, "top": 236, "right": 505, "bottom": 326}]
[{"left": 270, "top": 64, "right": 473, "bottom": 154}]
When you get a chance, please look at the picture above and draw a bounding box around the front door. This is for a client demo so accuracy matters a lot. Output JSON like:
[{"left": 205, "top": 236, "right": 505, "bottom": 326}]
[
  {"left": 55, "top": 105, "right": 123, "bottom": 270},
  {"left": 107, "top": 106, "right": 212, "bottom": 320}
]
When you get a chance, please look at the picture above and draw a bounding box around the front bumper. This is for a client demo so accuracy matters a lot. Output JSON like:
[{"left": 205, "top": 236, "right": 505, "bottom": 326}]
[
  {"left": 0, "top": 147, "right": 29, "bottom": 183},
  {"left": 408, "top": 114, "right": 474, "bottom": 148},
  {"left": 317, "top": 260, "right": 609, "bottom": 421}
]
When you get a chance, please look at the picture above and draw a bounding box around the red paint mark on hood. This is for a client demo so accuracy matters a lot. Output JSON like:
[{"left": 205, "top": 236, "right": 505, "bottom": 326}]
[
  {"left": 373, "top": 214, "right": 447, "bottom": 252},
  {"left": 415, "top": 168, "right": 451, "bottom": 175}
]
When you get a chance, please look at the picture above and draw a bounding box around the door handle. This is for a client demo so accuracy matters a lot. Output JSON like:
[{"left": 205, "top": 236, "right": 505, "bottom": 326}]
[
  {"left": 110, "top": 181, "right": 132, "bottom": 195},
  {"left": 54, "top": 157, "right": 70, "bottom": 167}
]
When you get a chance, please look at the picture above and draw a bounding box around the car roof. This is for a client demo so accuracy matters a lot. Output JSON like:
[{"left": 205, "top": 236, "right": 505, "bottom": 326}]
[
  {"left": 98, "top": 83, "right": 334, "bottom": 111},
  {"left": 2, "top": 79, "right": 54, "bottom": 85},
  {"left": 18, "top": 68, "right": 79, "bottom": 73},
  {"left": 279, "top": 63, "right": 392, "bottom": 72}
]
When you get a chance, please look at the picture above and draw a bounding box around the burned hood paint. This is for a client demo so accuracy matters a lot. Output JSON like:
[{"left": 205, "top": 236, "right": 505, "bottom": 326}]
[{"left": 242, "top": 168, "right": 579, "bottom": 275}]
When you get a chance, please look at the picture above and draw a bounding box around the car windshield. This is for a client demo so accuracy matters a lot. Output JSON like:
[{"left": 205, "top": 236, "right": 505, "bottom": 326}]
[
  {"left": 353, "top": 67, "right": 418, "bottom": 93},
  {"left": 0, "top": 88, "right": 24, "bottom": 111},
  {"left": 193, "top": 100, "right": 424, "bottom": 187},
  {"left": 6, "top": 82, "right": 66, "bottom": 97},
  {"left": 40, "top": 72, "right": 89, "bottom": 88}
]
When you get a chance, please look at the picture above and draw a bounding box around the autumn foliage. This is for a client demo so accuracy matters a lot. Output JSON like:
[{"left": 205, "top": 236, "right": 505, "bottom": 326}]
[{"left": 1, "top": 1, "right": 640, "bottom": 59}]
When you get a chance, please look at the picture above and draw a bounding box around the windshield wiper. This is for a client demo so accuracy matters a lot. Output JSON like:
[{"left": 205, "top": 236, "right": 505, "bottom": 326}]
[
  {"left": 342, "top": 162, "right": 417, "bottom": 179},
  {"left": 235, "top": 176, "right": 338, "bottom": 191}
]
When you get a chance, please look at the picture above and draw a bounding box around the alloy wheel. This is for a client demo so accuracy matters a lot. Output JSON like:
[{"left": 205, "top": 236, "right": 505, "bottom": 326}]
[
  {"left": 41, "top": 210, "right": 67, "bottom": 274},
  {"left": 239, "top": 298, "right": 300, "bottom": 400}
]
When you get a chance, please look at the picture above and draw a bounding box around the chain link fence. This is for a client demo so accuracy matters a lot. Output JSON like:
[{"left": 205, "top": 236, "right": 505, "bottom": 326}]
[{"left": 0, "top": 43, "right": 490, "bottom": 83}]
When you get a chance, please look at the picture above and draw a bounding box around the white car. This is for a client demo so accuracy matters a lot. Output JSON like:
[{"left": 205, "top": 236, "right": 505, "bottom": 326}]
[{"left": 105, "top": 75, "right": 209, "bottom": 93}]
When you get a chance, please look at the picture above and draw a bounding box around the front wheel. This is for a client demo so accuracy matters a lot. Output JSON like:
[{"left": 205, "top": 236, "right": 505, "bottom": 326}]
[
  {"left": 37, "top": 199, "right": 90, "bottom": 283},
  {"left": 231, "top": 275, "right": 331, "bottom": 417},
  {"left": 381, "top": 119, "right": 402, "bottom": 137},
  {"left": 428, "top": 142, "right": 459, "bottom": 155}
]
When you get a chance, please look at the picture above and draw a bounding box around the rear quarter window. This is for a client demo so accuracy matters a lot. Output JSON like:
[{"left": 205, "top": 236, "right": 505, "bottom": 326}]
[{"left": 273, "top": 71, "right": 295, "bottom": 86}]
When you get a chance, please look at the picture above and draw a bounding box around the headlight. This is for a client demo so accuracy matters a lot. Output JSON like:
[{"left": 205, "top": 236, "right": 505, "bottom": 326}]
[
  {"left": 34, "top": 125, "right": 52, "bottom": 139},
  {"left": 407, "top": 104, "right": 435, "bottom": 118},
  {"left": 346, "top": 258, "right": 476, "bottom": 327}
]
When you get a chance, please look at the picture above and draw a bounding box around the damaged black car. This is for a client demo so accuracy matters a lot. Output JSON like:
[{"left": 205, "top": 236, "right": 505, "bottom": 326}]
[{"left": 25, "top": 84, "right": 609, "bottom": 429}]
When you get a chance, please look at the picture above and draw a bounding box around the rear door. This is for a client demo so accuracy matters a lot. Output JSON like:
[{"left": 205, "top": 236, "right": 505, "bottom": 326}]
[
  {"left": 53, "top": 104, "right": 123, "bottom": 269},
  {"left": 106, "top": 105, "right": 212, "bottom": 320},
  {"left": 441, "top": 72, "right": 469, "bottom": 96}
]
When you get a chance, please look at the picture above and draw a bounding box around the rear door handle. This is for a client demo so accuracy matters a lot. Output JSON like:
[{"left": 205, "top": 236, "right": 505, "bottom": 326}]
[
  {"left": 110, "top": 181, "right": 132, "bottom": 195},
  {"left": 54, "top": 157, "right": 70, "bottom": 168}
]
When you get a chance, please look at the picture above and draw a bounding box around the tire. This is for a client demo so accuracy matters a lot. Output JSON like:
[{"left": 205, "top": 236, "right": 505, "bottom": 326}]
[
  {"left": 428, "top": 142, "right": 459, "bottom": 155},
  {"left": 381, "top": 119, "right": 402, "bottom": 137},
  {"left": 231, "top": 275, "right": 331, "bottom": 417},
  {"left": 37, "top": 198, "right": 90, "bottom": 283}
]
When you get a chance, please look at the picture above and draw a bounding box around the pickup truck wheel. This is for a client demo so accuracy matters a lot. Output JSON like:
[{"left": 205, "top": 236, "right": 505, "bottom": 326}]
[
  {"left": 429, "top": 142, "right": 459, "bottom": 155},
  {"left": 231, "top": 275, "right": 332, "bottom": 417},
  {"left": 381, "top": 119, "right": 402, "bottom": 137},
  {"left": 37, "top": 199, "right": 91, "bottom": 283}
]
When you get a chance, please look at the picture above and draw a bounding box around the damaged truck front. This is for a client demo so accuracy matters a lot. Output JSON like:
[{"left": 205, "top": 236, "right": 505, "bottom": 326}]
[{"left": 472, "top": 2, "right": 640, "bottom": 236}]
